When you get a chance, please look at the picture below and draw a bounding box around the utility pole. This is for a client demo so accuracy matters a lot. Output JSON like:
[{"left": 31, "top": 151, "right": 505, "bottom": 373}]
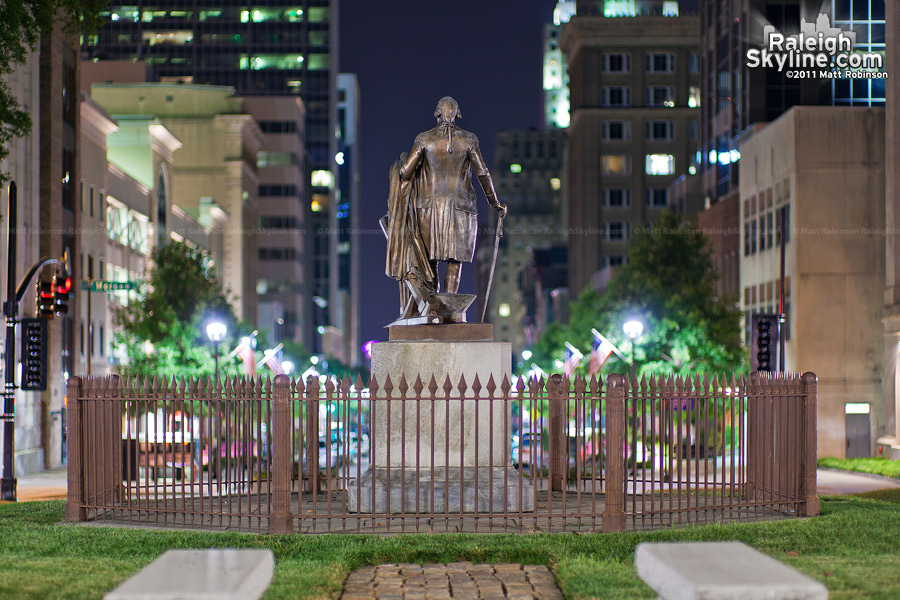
[{"left": 778, "top": 205, "right": 786, "bottom": 372}]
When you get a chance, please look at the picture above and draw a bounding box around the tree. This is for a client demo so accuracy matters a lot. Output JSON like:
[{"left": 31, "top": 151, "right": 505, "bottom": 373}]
[
  {"left": 532, "top": 211, "right": 746, "bottom": 377},
  {"left": 113, "top": 241, "right": 250, "bottom": 380},
  {"left": 0, "top": 1, "right": 107, "bottom": 184}
]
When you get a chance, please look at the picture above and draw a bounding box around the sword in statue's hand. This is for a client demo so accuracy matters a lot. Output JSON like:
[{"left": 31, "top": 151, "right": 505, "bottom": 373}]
[{"left": 481, "top": 209, "right": 505, "bottom": 323}]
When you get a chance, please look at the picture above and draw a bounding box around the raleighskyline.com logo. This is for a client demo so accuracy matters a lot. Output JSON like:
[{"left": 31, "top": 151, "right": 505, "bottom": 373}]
[{"left": 745, "top": 14, "right": 885, "bottom": 79}]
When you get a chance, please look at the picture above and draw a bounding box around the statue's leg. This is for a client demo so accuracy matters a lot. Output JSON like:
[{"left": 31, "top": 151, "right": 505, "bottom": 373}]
[
  {"left": 445, "top": 261, "right": 461, "bottom": 294},
  {"left": 430, "top": 260, "right": 440, "bottom": 293}
]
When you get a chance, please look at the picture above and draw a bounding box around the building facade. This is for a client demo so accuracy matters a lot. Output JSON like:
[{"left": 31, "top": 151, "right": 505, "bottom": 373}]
[
  {"left": 482, "top": 129, "right": 567, "bottom": 360},
  {"left": 560, "top": 7, "right": 700, "bottom": 296},
  {"left": 83, "top": 1, "right": 342, "bottom": 352},
  {"left": 739, "top": 106, "right": 885, "bottom": 458}
]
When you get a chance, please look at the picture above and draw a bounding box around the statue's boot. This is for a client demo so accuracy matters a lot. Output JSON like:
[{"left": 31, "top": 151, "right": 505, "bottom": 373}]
[{"left": 444, "top": 262, "right": 461, "bottom": 294}]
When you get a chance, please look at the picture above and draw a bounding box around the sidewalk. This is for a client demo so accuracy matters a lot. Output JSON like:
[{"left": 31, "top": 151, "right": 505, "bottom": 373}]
[{"left": 7, "top": 467, "right": 900, "bottom": 503}]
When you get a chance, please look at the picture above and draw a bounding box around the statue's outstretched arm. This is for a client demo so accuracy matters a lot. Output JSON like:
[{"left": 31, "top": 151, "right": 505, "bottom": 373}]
[{"left": 470, "top": 141, "right": 507, "bottom": 216}]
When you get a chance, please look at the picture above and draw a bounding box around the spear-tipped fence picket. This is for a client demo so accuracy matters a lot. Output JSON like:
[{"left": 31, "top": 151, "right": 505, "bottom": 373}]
[{"left": 64, "top": 371, "right": 817, "bottom": 533}]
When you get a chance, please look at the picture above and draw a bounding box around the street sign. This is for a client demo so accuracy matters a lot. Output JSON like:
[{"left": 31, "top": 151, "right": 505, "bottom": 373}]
[{"left": 80, "top": 280, "right": 138, "bottom": 293}]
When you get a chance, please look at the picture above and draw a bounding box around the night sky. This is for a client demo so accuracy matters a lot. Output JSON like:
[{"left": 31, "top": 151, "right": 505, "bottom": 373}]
[{"left": 339, "top": 0, "right": 559, "bottom": 346}]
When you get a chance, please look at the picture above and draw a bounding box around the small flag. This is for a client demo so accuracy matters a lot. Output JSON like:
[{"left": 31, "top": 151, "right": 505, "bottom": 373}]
[
  {"left": 257, "top": 344, "right": 284, "bottom": 375},
  {"left": 564, "top": 341, "right": 584, "bottom": 378},
  {"left": 588, "top": 329, "right": 621, "bottom": 376}
]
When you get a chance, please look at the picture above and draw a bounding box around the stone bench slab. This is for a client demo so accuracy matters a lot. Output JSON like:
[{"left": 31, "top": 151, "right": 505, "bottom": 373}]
[
  {"left": 104, "top": 549, "right": 274, "bottom": 600},
  {"left": 635, "top": 542, "right": 828, "bottom": 600}
]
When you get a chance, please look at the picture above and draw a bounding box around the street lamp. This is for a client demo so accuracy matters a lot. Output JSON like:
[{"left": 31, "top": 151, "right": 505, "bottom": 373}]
[
  {"left": 623, "top": 319, "right": 643, "bottom": 381},
  {"left": 206, "top": 321, "right": 227, "bottom": 380}
]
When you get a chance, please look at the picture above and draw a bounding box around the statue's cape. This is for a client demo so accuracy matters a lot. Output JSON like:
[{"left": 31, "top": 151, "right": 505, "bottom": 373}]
[{"left": 385, "top": 158, "right": 433, "bottom": 287}]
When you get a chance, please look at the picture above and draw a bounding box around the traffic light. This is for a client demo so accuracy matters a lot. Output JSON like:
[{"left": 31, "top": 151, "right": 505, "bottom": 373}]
[
  {"left": 36, "top": 279, "right": 55, "bottom": 319},
  {"left": 20, "top": 318, "right": 48, "bottom": 391},
  {"left": 751, "top": 313, "right": 777, "bottom": 372},
  {"left": 54, "top": 274, "right": 71, "bottom": 316}
]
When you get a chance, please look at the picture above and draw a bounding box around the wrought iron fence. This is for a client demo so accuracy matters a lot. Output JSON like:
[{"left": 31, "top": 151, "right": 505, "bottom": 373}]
[{"left": 65, "top": 371, "right": 817, "bottom": 534}]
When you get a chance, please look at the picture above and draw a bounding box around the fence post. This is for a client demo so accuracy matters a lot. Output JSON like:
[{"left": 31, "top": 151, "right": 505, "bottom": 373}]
[
  {"left": 799, "top": 372, "right": 819, "bottom": 516},
  {"left": 304, "top": 375, "right": 320, "bottom": 493},
  {"left": 745, "top": 373, "right": 759, "bottom": 502},
  {"left": 65, "top": 376, "right": 85, "bottom": 522},
  {"left": 270, "top": 374, "right": 294, "bottom": 533},
  {"left": 603, "top": 373, "right": 626, "bottom": 532},
  {"left": 548, "top": 374, "right": 566, "bottom": 491}
]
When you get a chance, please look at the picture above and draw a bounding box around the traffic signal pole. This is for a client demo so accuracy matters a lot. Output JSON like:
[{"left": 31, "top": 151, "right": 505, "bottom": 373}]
[
  {"left": 2, "top": 181, "right": 64, "bottom": 501},
  {"left": 779, "top": 205, "right": 786, "bottom": 372},
  {"left": 3, "top": 182, "right": 18, "bottom": 500}
]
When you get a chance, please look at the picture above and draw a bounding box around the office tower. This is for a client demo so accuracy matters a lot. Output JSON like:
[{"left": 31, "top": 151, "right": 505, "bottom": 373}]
[
  {"left": 334, "top": 73, "right": 359, "bottom": 366},
  {"left": 245, "top": 96, "right": 306, "bottom": 342},
  {"left": 560, "top": 2, "right": 700, "bottom": 296},
  {"left": 483, "top": 129, "right": 567, "bottom": 359},
  {"left": 544, "top": 2, "right": 577, "bottom": 128},
  {"left": 83, "top": 2, "right": 341, "bottom": 351}
]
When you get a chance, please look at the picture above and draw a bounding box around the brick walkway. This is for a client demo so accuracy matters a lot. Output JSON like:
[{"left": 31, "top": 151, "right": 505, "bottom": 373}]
[{"left": 341, "top": 563, "right": 564, "bottom": 600}]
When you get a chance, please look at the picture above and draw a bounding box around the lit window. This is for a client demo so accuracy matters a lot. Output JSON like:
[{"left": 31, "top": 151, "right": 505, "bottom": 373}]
[
  {"left": 510, "top": 163, "right": 522, "bottom": 173},
  {"left": 311, "top": 194, "right": 328, "bottom": 212},
  {"left": 311, "top": 170, "right": 334, "bottom": 188},
  {"left": 498, "top": 303, "right": 511, "bottom": 318},
  {"left": 549, "top": 178, "right": 561, "bottom": 191},
  {"left": 688, "top": 86, "right": 701, "bottom": 108},
  {"left": 601, "top": 154, "right": 630, "bottom": 175},
  {"left": 645, "top": 154, "right": 674, "bottom": 175}
]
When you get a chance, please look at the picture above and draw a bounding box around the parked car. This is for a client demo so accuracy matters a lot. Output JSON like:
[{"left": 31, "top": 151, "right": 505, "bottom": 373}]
[{"left": 513, "top": 432, "right": 545, "bottom": 472}]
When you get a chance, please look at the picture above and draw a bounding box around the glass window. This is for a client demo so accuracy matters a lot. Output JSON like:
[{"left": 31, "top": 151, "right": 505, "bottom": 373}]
[
  {"left": 603, "top": 188, "right": 631, "bottom": 207},
  {"left": 602, "top": 86, "right": 631, "bottom": 107},
  {"left": 688, "top": 53, "right": 699, "bottom": 73},
  {"left": 646, "top": 52, "right": 675, "bottom": 72},
  {"left": 646, "top": 120, "right": 674, "bottom": 140},
  {"left": 603, "top": 53, "right": 631, "bottom": 73},
  {"left": 308, "top": 7, "right": 328, "bottom": 22},
  {"left": 688, "top": 86, "right": 701, "bottom": 107},
  {"left": 645, "top": 154, "right": 674, "bottom": 175},
  {"left": 647, "top": 188, "right": 668, "bottom": 206},
  {"left": 602, "top": 120, "right": 630, "bottom": 140},
  {"left": 257, "top": 151, "right": 298, "bottom": 167},
  {"left": 646, "top": 86, "right": 675, "bottom": 107},
  {"left": 601, "top": 154, "right": 630, "bottom": 175},
  {"left": 606, "top": 221, "right": 629, "bottom": 241},
  {"left": 308, "top": 53, "right": 330, "bottom": 70}
]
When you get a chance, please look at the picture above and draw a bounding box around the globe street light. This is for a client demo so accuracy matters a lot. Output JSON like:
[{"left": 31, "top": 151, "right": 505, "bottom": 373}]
[
  {"left": 623, "top": 319, "right": 643, "bottom": 381},
  {"left": 206, "top": 321, "right": 228, "bottom": 380}
]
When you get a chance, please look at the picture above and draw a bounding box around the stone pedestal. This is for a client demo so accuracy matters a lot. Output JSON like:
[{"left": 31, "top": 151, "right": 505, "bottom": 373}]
[{"left": 349, "top": 332, "right": 533, "bottom": 512}]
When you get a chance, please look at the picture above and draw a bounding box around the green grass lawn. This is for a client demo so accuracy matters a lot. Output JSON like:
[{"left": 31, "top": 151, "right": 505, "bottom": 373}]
[
  {"left": 818, "top": 457, "right": 900, "bottom": 479},
  {"left": 1, "top": 492, "right": 900, "bottom": 599}
]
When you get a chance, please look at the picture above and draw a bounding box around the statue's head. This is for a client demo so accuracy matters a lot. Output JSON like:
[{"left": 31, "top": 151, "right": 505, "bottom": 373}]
[{"left": 434, "top": 97, "right": 461, "bottom": 124}]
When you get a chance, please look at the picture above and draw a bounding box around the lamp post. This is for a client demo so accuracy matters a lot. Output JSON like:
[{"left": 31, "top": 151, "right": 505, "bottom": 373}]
[
  {"left": 623, "top": 319, "right": 643, "bottom": 382},
  {"left": 206, "top": 321, "right": 227, "bottom": 380}
]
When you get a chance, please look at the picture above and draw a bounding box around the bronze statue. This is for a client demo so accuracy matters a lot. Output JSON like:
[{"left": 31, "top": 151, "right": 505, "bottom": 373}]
[{"left": 382, "top": 97, "right": 507, "bottom": 325}]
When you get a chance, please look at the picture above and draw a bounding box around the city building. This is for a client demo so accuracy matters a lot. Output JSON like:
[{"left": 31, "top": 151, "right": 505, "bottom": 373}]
[
  {"left": 481, "top": 129, "right": 567, "bottom": 360},
  {"left": 244, "top": 95, "right": 306, "bottom": 343},
  {"left": 739, "top": 106, "right": 885, "bottom": 458},
  {"left": 83, "top": 1, "right": 342, "bottom": 352},
  {"left": 560, "top": 4, "right": 700, "bottom": 296},
  {"left": 0, "top": 44, "right": 51, "bottom": 475},
  {"left": 543, "top": 1, "right": 577, "bottom": 129},
  {"left": 90, "top": 83, "right": 264, "bottom": 323},
  {"left": 333, "top": 73, "right": 360, "bottom": 365}
]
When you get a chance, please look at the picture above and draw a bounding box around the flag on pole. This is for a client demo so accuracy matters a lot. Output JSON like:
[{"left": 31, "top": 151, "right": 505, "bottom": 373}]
[
  {"left": 227, "top": 330, "right": 259, "bottom": 377},
  {"left": 257, "top": 344, "right": 285, "bottom": 375},
  {"left": 564, "top": 341, "right": 584, "bottom": 378},
  {"left": 588, "top": 329, "right": 622, "bottom": 376}
]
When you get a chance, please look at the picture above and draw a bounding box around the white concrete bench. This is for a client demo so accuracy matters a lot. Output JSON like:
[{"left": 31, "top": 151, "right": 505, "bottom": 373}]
[
  {"left": 635, "top": 542, "right": 828, "bottom": 600},
  {"left": 104, "top": 549, "right": 274, "bottom": 600}
]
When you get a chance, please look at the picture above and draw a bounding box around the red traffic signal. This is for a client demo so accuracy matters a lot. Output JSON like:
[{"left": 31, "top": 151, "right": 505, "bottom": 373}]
[
  {"left": 36, "top": 279, "right": 55, "bottom": 319},
  {"left": 54, "top": 275, "right": 71, "bottom": 315}
]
